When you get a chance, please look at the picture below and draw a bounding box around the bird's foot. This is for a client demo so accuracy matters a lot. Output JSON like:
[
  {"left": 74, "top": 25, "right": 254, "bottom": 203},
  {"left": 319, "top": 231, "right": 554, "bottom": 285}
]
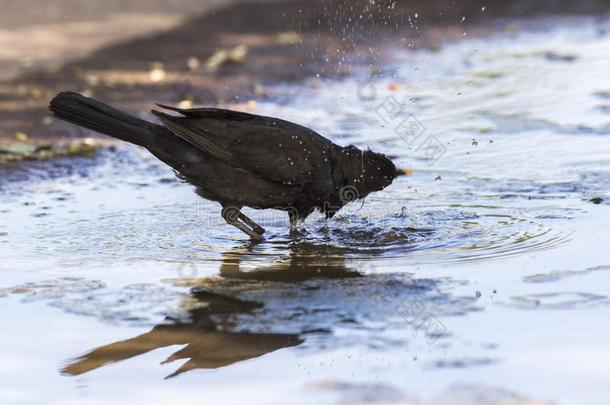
[
  {"left": 222, "top": 207, "right": 266, "bottom": 242},
  {"left": 289, "top": 222, "right": 308, "bottom": 238},
  {"left": 289, "top": 227, "right": 306, "bottom": 237}
]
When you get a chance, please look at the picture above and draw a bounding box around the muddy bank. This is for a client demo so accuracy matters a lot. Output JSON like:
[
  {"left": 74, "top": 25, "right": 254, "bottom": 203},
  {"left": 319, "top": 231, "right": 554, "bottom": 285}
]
[{"left": 1, "top": 0, "right": 609, "bottom": 167}]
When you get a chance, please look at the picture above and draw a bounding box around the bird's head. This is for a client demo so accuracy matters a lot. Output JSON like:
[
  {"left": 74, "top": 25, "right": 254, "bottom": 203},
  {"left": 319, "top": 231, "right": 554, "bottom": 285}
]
[{"left": 337, "top": 146, "right": 411, "bottom": 202}]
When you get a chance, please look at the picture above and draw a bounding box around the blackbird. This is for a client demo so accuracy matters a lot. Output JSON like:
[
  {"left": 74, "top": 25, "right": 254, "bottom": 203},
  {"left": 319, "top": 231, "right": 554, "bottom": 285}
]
[{"left": 49, "top": 92, "right": 410, "bottom": 240}]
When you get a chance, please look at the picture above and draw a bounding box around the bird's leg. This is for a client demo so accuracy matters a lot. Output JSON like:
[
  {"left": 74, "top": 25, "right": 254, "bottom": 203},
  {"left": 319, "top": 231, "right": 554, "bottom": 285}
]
[
  {"left": 222, "top": 206, "right": 264, "bottom": 241},
  {"left": 231, "top": 220, "right": 264, "bottom": 241},
  {"left": 288, "top": 208, "right": 307, "bottom": 238},
  {"left": 288, "top": 208, "right": 299, "bottom": 230},
  {"left": 238, "top": 212, "right": 265, "bottom": 235}
]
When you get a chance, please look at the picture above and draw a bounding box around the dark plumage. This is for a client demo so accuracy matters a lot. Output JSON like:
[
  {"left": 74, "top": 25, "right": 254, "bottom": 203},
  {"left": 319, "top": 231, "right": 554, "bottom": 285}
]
[{"left": 49, "top": 92, "right": 410, "bottom": 240}]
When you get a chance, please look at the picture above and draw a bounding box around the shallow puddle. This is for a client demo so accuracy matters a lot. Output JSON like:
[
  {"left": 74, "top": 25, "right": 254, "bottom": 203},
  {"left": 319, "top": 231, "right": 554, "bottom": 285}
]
[{"left": 2, "top": 16, "right": 610, "bottom": 405}]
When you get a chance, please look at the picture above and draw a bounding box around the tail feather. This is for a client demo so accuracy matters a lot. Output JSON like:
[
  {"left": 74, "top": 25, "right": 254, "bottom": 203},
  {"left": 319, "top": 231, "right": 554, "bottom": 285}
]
[{"left": 49, "top": 92, "right": 160, "bottom": 147}]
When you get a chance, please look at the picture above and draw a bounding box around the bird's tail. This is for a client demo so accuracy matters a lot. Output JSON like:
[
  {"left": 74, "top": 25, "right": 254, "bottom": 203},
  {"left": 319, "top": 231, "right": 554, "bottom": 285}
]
[{"left": 49, "top": 92, "right": 159, "bottom": 147}]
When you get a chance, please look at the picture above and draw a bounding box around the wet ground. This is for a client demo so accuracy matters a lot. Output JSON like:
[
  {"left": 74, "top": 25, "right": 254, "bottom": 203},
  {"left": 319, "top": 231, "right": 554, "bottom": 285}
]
[
  {"left": 0, "top": 0, "right": 279, "bottom": 82},
  {"left": 2, "top": 15, "right": 610, "bottom": 405},
  {"left": 5, "top": 0, "right": 609, "bottom": 147}
]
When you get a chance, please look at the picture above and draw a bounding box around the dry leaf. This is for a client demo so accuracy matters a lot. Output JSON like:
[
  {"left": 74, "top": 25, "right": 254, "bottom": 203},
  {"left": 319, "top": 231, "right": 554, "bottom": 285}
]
[
  {"left": 276, "top": 31, "right": 302, "bottom": 45},
  {"left": 205, "top": 45, "right": 249, "bottom": 72}
]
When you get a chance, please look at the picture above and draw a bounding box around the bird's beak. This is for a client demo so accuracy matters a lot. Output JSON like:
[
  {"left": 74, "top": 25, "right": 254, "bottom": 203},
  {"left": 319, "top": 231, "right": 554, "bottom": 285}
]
[{"left": 396, "top": 167, "right": 413, "bottom": 176}]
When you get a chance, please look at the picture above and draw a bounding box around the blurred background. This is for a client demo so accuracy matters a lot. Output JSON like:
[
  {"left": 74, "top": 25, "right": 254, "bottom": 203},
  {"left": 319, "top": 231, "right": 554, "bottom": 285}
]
[
  {"left": 2, "top": 0, "right": 610, "bottom": 157},
  {"left": 2, "top": 0, "right": 609, "bottom": 79},
  {"left": 0, "top": 0, "right": 248, "bottom": 81}
]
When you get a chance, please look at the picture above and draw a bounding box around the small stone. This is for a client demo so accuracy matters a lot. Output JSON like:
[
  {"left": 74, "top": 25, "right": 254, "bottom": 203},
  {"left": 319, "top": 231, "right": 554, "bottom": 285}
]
[
  {"left": 186, "top": 57, "right": 200, "bottom": 71},
  {"left": 84, "top": 73, "right": 99, "bottom": 87},
  {"left": 178, "top": 99, "right": 193, "bottom": 109},
  {"left": 388, "top": 82, "right": 401, "bottom": 92},
  {"left": 149, "top": 62, "right": 166, "bottom": 82}
]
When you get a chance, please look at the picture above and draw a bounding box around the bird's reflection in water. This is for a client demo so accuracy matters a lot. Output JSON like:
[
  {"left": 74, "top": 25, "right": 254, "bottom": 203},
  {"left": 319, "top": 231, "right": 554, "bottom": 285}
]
[
  {"left": 219, "top": 240, "right": 362, "bottom": 282},
  {"left": 63, "top": 242, "right": 360, "bottom": 378},
  {"left": 62, "top": 289, "right": 302, "bottom": 378}
]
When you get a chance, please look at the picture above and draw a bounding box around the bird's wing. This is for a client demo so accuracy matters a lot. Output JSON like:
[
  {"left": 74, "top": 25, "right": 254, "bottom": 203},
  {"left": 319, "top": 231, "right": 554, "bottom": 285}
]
[{"left": 151, "top": 107, "right": 334, "bottom": 185}]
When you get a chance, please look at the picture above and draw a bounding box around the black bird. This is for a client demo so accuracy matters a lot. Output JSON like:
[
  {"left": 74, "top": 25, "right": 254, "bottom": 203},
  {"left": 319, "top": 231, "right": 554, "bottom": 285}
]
[{"left": 49, "top": 92, "right": 410, "bottom": 240}]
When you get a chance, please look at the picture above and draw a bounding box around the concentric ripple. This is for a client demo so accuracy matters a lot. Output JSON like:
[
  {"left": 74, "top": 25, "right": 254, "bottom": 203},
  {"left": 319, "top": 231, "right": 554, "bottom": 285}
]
[{"left": 29, "top": 193, "right": 571, "bottom": 273}]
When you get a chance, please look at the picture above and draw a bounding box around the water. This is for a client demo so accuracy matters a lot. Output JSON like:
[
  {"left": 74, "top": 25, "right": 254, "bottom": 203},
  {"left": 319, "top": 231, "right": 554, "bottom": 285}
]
[{"left": 2, "top": 17, "right": 610, "bottom": 404}]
